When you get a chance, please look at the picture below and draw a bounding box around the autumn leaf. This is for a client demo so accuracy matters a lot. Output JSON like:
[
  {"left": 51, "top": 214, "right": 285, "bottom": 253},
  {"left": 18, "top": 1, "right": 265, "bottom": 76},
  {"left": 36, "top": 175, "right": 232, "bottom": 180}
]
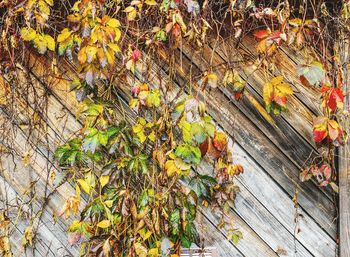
[
  {"left": 99, "top": 175, "right": 109, "bottom": 188},
  {"left": 263, "top": 76, "right": 293, "bottom": 114},
  {"left": 97, "top": 220, "right": 111, "bottom": 229},
  {"left": 77, "top": 179, "right": 91, "bottom": 194},
  {"left": 21, "top": 27, "right": 37, "bottom": 41},
  {"left": 57, "top": 28, "right": 72, "bottom": 43},
  {"left": 297, "top": 61, "right": 325, "bottom": 87},
  {"left": 213, "top": 131, "right": 228, "bottom": 152},
  {"left": 321, "top": 86, "right": 344, "bottom": 112},
  {"left": 206, "top": 73, "right": 218, "bottom": 88},
  {"left": 313, "top": 116, "right": 342, "bottom": 143},
  {"left": 44, "top": 34, "right": 55, "bottom": 51}
]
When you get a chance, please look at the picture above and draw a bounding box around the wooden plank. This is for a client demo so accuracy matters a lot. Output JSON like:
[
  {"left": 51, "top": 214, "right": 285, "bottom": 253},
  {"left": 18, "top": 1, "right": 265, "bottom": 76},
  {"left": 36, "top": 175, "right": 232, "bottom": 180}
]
[
  {"left": 339, "top": 36, "right": 350, "bottom": 257},
  {"left": 230, "top": 142, "right": 336, "bottom": 255}
]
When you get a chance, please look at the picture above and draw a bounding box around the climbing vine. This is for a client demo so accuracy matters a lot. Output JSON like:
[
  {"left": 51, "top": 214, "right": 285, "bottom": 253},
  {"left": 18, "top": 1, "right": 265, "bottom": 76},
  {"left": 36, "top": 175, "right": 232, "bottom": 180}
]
[{"left": 0, "top": 0, "right": 349, "bottom": 256}]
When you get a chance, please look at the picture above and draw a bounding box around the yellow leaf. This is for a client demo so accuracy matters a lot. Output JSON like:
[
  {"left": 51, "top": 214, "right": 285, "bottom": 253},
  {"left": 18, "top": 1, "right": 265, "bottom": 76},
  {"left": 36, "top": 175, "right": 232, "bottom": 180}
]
[
  {"left": 33, "top": 35, "right": 48, "bottom": 54},
  {"left": 124, "top": 6, "right": 135, "bottom": 12},
  {"left": 58, "top": 28, "right": 72, "bottom": 43},
  {"left": 86, "top": 46, "right": 97, "bottom": 63},
  {"left": 71, "top": 1, "right": 80, "bottom": 11},
  {"left": 21, "top": 27, "right": 36, "bottom": 41},
  {"left": 38, "top": 0, "right": 50, "bottom": 16},
  {"left": 105, "top": 48, "right": 115, "bottom": 65},
  {"left": 276, "top": 83, "right": 293, "bottom": 95},
  {"left": 134, "top": 242, "right": 148, "bottom": 257},
  {"left": 148, "top": 131, "right": 156, "bottom": 142},
  {"left": 108, "top": 43, "right": 120, "bottom": 53},
  {"left": 262, "top": 82, "right": 273, "bottom": 106},
  {"left": 75, "top": 184, "right": 81, "bottom": 198},
  {"left": 270, "top": 76, "right": 284, "bottom": 85},
  {"left": 26, "top": 0, "right": 36, "bottom": 9},
  {"left": 114, "top": 28, "right": 121, "bottom": 41},
  {"left": 107, "top": 18, "right": 120, "bottom": 28},
  {"left": 145, "top": 0, "right": 157, "bottom": 5},
  {"left": 148, "top": 248, "right": 159, "bottom": 257},
  {"left": 165, "top": 160, "right": 180, "bottom": 177},
  {"left": 97, "top": 220, "right": 111, "bottom": 228},
  {"left": 44, "top": 34, "right": 55, "bottom": 51},
  {"left": 124, "top": 7, "right": 137, "bottom": 21},
  {"left": 207, "top": 73, "right": 218, "bottom": 88},
  {"left": 104, "top": 200, "right": 113, "bottom": 208},
  {"left": 100, "top": 175, "right": 110, "bottom": 188},
  {"left": 77, "top": 179, "right": 91, "bottom": 194},
  {"left": 68, "top": 220, "right": 81, "bottom": 232}
]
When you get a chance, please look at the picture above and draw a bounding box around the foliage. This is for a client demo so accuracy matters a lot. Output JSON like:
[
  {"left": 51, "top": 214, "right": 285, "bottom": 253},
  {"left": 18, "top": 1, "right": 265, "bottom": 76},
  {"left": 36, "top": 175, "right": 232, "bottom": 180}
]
[
  {"left": 263, "top": 76, "right": 293, "bottom": 115},
  {"left": 0, "top": 0, "right": 348, "bottom": 255},
  {"left": 53, "top": 93, "right": 241, "bottom": 255}
]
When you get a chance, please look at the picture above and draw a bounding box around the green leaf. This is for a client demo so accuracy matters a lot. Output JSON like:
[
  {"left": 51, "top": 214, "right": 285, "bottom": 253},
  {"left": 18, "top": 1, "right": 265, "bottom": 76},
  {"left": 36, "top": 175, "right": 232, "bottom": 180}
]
[
  {"left": 82, "top": 128, "right": 99, "bottom": 153},
  {"left": 180, "top": 236, "right": 191, "bottom": 248},
  {"left": 170, "top": 209, "right": 180, "bottom": 236},
  {"left": 190, "top": 122, "right": 207, "bottom": 144},
  {"left": 175, "top": 144, "right": 201, "bottom": 165}
]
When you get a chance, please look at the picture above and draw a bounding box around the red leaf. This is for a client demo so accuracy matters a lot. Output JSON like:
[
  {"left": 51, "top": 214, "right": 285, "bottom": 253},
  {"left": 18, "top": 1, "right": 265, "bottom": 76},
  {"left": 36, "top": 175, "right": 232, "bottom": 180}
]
[
  {"left": 213, "top": 132, "right": 228, "bottom": 152},
  {"left": 319, "top": 164, "right": 331, "bottom": 180},
  {"left": 313, "top": 129, "right": 327, "bottom": 143},
  {"left": 132, "top": 49, "right": 141, "bottom": 62},
  {"left": 327, "top": 88, "right": 344, "bottom": 112},
  {"left": 254, "top": 30, "right": 270, "bottom": 39}
]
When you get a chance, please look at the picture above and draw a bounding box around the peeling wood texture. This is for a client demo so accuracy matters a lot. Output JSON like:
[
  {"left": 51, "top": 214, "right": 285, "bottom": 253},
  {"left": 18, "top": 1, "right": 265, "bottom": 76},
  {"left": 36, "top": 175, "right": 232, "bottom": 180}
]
[
  {"left": 0, "top": 35, "right": 339, "bottom": 257},
  {"left": 339, "top": 36, "right": 350, "bottom": 257}
]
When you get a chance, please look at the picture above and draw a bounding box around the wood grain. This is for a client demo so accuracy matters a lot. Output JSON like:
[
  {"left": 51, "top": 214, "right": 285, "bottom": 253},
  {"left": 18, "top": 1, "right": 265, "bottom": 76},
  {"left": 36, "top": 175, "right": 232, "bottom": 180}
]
[{"left": 339, "top": 36, "right": 350, "bottom": 257}]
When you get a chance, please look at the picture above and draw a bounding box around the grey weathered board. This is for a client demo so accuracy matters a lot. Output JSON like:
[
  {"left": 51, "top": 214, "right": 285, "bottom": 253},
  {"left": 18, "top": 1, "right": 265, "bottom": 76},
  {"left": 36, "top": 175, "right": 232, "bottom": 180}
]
[
  {"left": 0, "top": 34, "right": 338, "bottom": 257},
  {"left": 339, "top": 36, "right": 350, "bottom": 257}
]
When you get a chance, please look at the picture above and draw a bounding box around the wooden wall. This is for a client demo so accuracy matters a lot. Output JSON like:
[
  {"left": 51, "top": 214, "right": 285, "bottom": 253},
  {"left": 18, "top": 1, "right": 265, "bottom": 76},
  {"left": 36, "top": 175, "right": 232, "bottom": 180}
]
[{"left": 0, "top": 36, "right": 337, "bottom": 257}]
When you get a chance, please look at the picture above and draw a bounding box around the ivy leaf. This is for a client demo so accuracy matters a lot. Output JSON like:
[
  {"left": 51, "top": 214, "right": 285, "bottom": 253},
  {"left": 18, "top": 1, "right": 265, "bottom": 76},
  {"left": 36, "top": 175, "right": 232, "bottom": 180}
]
[
  {"left": 21, "top": 27, "right": 37, "bottom": 41},
  {"left": 145, "top": 0, "right": 157, "bottom": 5},
  {"left": 263, "top": 76, "right": 293, "bottom": 114},
  {"left": 212, "top": 131, "right": 228, "bottom": 152},
  {"left": 321, "top": 86, "right": 344, "bottom": 112},
  {"left": 313, "top": 116, "right": 342, "bottom": 143},
  {"left": 170, "top": 209, "right": 180, "bottom": 236},
  {"left": 313, "top": 116, "right": 328, "bottom": 143},
  {"left": 82, "top": 128, "right": 109, "bottom": 153},
  {"left": 44, "top": 34, "right": 55, "bottom": 51},
  {"left": 58, "top": 28, "right": 72, "bottom": 43},
  {"left": 77, "top": 179, "right": 91, "bottom": 194},
  {"left": 206, "top": 73, "right": 218, "bottom": 88},
  {"left": 97, "top": 220, "right": 111, "bottom": 229},
  {"left": 175, "top": 144, "right": 201, "bottom": 165},
  {"left": 190, "top": 122, "right": 207, "bottom": 144},
  {"left": 297, "top": 61, "right": 325, "bottom": 87},
  {"left": 99, "top": 175, "right": 109, "bottom": 189},
  {"left": 134, "top": 242, "right": 148, "bottom": 257}
]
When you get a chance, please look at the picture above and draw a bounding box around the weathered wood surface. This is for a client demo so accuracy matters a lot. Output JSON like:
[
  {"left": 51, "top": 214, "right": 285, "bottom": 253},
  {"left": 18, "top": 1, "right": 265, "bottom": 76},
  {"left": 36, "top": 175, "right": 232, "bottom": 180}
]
[
  {"left": 339, "top": 36, "right": 350, "bottom": 257},
  {"left": 0, "top": 34, "right": 338, "bottom": 257}
]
